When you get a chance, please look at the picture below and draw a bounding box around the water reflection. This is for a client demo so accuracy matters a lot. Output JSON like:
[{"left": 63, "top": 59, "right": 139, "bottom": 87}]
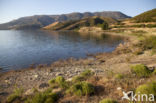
[{"left": 0, "top": 30, "right": 123, "bottom": 72}]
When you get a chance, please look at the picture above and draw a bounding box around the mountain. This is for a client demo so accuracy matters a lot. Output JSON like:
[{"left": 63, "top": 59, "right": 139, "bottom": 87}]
[
  {"left": 132, "top": 8, "right": 156, "bottom": 23},
  {"left": 43, "top": 16, "right": 117, "bottom": 30},
  {"left": 0, "top": 11, "right": 130, "bottom": 30}
]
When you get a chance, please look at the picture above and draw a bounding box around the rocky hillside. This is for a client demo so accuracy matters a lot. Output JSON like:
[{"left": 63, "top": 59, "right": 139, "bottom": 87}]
[
  {"left": 132, "top": 8, "right": 156, "bottom": 23},
  {"left": 0, "top": 11, "right": 130, "bottom": 30},
  {"left": 43, "top": 17, "right": 118, "bottom": 30}
]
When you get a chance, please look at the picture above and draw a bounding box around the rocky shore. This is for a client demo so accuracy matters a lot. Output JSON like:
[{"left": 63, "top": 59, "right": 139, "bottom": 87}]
[{"left": 0, "top": 32, "right": 156, "bottom": 103}]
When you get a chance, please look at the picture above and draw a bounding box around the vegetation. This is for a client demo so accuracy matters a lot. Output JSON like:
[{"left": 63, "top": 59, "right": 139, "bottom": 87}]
[
  {"left": 112, "top": 23, "right": 156, "bottom": 28},
  {"left": 44, "top": 17, "right": 111, "bottom": 30},
  {"left": 114, "top": 73, "right": 124, "bottom": 79},
  {"left": 132, "top": 8, "right": 156, "bottom": 22},
  {"left": 139, "top": 36, "right": 156, "bottom": 51},
  {"left": 98, "top": 22, "right": 109, "bottom": 30},
  {"left": 25, "top": 89, "right": 59, "bottom": 103},
  {"left": 48, "top": 76, "right": 68, "bottom": 89},
  {"left": 136, "top": 81, "right": 156, "bottom": 97},
  {"left": 7, "top": 87, "right": 24, "bottom": 103},
  {"left": 153, "top": 69, "right": 156, "bottom": 75},
  {"left": 67, "top": 81, "right": 95, "bottom": 96},
  {"left": 99, "top": 98, "right": 118, "bottom": 103},
  {"left": 72, "top": 70, "right": 94, "bottom": 82},
  {"left": 131, "top": 64, "right": 152, "bottom": 77},
  {"left": 5, "top": 64, "right": 156, "bottom": 103}
]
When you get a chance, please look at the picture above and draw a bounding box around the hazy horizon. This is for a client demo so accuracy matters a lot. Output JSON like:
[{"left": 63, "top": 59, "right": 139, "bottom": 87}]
[{"left": 0, "top": 0, "right": 156, "bottom": 24}]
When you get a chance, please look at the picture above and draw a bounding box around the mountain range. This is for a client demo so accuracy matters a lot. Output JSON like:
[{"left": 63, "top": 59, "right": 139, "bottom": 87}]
[{"left": 0, "top": 11, "right": 131, "bottom": 30}]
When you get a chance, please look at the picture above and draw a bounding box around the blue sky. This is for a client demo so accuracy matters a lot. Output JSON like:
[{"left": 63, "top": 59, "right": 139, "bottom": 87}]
[{"left": 0, "top": 0, "right": 156, "bottom": 24}]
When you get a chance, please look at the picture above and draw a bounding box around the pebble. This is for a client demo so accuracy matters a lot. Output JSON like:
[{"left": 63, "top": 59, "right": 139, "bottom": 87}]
[
  {"left": 56, "top": 72, "right": 62, "bottom": 76},
  {"left": 39, "top": 83, "right": 49, "bottom": 89},
  {"left": 34, "top": 75, "right": 38, "bottom": 78},
  {"left": 25, "top": 89, "right": 33, "bottom": 95}
]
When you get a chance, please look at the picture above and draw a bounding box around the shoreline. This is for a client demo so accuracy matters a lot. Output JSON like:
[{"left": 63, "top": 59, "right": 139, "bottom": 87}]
[{"left": 0, "top": 30, "right": 156, "bottom": 103}]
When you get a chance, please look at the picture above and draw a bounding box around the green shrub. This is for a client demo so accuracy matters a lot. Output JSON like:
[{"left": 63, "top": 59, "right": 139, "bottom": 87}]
[
  {"left": 99, "top": 98, "right": 118, "bottom": 103},
  {"left": 7, "top": 87, "right": 24, "bottom": 103},
  {"left": 140, "top": 36, "right": 156, "bottom": 51},
  {"left": 72, "top": 75, "right": 85, "bottom": 82},
  {"left": 136, "top": 82, "right": 156, "bottom": 101},
  {"left": 48, "top": 76, "right": 68, "bottom": 89},
  {"left": 81, "top": 70, "right": 94, "bottom": 77},
  {"left": 98, "top": 22, "right": 109, "bottom": 30},
  {"left": 133, "top": 49, "right": 143, "bottom": 55},
  {"left": 131, "top": 64, "right": 152, "bottom": 77},
  {"left": 153, "top": 69, "right": 156, "bottom": 75},
  {"left": 114, "top": 73, "right": 124, "bottom": 79},
  {"left": 25, "top": 90, "right": 59, "bottom": 103},
  {"left": 68, "top": 82, "right": 94, "bottom": 96},
  {"left": 72, "top": 70, "right": 94, "bottom": 82}
]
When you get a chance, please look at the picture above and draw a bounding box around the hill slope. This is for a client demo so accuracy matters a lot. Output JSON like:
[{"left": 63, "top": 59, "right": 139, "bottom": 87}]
[
  {"left": 132, "top": 8, "right": 156, "bottom": 22},
  {"left": 0, "top": 11, "right": 130, "bottom": 30},
  {"left": 43, "top": 17, "right": 117, "bottom": 30}
]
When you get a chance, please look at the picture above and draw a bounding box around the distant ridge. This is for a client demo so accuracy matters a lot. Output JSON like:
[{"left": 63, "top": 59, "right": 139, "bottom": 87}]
[{"left": 0, "top": 11, "right": 131, "bottom": 30}]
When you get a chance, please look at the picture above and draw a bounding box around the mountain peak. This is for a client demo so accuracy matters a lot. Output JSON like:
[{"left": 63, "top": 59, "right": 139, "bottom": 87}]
[{"left": 0, "top": 11, "right": 130, "bottom": 30}]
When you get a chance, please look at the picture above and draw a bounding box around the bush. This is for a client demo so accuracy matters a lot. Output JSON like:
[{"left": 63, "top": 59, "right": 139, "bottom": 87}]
[
  {"left": 140, "top": 36, "right": 156, "bottom": 51},
  {"left": 98, "top": 22, "right": 109, "bottom": 30},
  {"left": 131, "top": 64, "right": 152, "bottom": 77},
  {"left": 153, "top": 69, "right": 156, "bottom": 75},
  {"left": 48, "top": 76, "right": 68, "bottom": 89},
  {"left": 136, "top": 82, "right": 156, "bottom": 101},
  {"left": 7, "top": 87, "right": 23, "bottom": 103},
  {"left": 25, "top": 89, "right": 59, "bottom": 103},
  {"left": 99, "top": 98, "right": 118, "bottom": 103},
  {"left": 133, "top": 49, "right": 144, "bottom": 55},
  {"left": 72, "top": 70, "right": 94, "bottom": 82},
  {"left": 114, "top": 73, "right": 124, "bottom": 79},
  {"left": 81, "top": 70, "right": 94, "bottom": 77},
  {"left": 68, "top": 82, "right": 94, "bottom": 96}
]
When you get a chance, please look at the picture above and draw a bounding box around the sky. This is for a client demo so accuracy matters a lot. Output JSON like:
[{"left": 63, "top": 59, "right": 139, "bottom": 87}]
[{"left": 0, "top": 0, "right": 156, "bottom": 24}]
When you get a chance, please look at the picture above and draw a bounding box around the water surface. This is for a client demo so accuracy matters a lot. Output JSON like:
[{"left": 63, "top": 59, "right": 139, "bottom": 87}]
[{"left": 0, "top": 30, "right": 124, "bottom": 72}]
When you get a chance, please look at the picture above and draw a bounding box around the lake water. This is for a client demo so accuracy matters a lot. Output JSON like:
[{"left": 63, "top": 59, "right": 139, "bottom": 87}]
[{"left": 0, "top": 30, "right": 124, "bottom": 72}]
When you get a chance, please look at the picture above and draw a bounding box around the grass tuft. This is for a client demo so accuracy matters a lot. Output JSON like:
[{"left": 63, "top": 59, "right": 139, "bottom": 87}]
[
  {"left": 67, "top": 81, "right": 94, "bottom": 96},
  {"left": 7, "top": 87, "right": 24, "bottom": 103},
  {"left": 114, "top": 73, "right": 124, "bottom": 79},
  {"left": 48, "top": 76, "right": 68, "bottom": 89},
  {"left": 25, "top": 88, "right": 59, "bottom": 103},
  {"left": 136, "top": 81, "right": 156, "bottom": 101},
  {"left": 131, "top": 64, "right": 152, "bottom": 77},
  {"left": 72, "top": 70, "right": 94, "bottom": 82}
]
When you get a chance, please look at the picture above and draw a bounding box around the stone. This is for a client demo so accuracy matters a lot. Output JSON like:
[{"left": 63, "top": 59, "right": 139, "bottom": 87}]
[
  {"left": 25, "top": 89, "right": 33, "bottom": 95},
  {"left": 39, "top": 83, "right": 49, "bottom": 89},
  {"left": 66, "top": 78, "right": 72, "bottom": 81},
  {"left": 34, "top": 75, "right": 38, "bottom": 78},
  {"left": 52, "top": 88, "right": 62, "bottom": 93},
  {"left": 56, "top": 72, "right": 62, "bottom": 76}
]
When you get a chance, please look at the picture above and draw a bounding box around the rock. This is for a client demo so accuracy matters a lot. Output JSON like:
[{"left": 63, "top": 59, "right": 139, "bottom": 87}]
[
  {"left": 52, "top": 88, "right": 62, "bottom": 93},
  {"left": 0, "top": 92, "right": 8, "bottom": 96},
  {"left": 117, "top": 87, "right": 122, "bottom": 90},
  {"left": 39, "top": 83, "right": 49, "bottom": 89},
  {"left": 34, "top": 75, "right": 38, "bottom": 78},
  {"left": 55, "top": 72, "right": 62, "bottom": 76},
  {"left": 148, "top": 66, "right": 155, "bottom": 71},
  {"left": 0, "top": 67, "right": 3, "bottom": 70},
  {"left": 66, "top": 78, "right": 72, "bottom": 81},
  {"left": 25, "top": 89, "right": 33, "bottom": 95},
  {"left": 5, "top": 80, "right": 10, "bottom": 84}
]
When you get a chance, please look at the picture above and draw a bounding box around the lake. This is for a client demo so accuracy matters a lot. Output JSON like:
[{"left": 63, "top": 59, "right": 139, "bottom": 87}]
[{"left": 0, "top": 30, "right": 124, "bottom": 72}]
